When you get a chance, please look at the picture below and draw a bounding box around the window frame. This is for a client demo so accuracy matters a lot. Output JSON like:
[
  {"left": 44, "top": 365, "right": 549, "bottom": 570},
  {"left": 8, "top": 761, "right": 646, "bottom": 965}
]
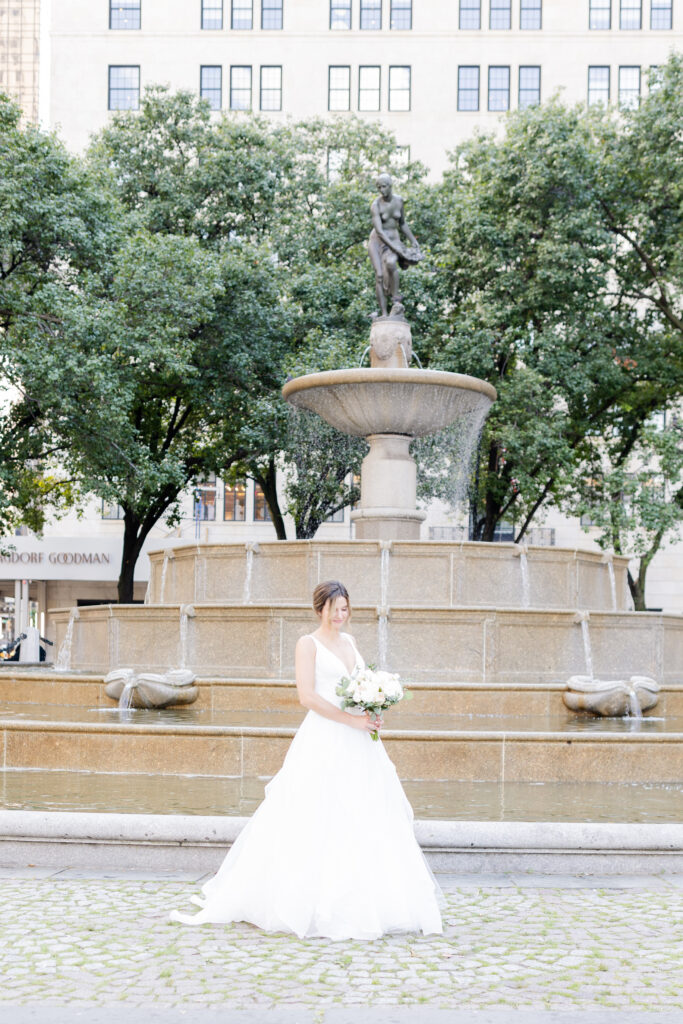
[
  {"left": 109, "top": 0, "right": 141, "bottom": 30},
  {"left": 488, "top": 65, "right": 511, "bottom": 111},
  {"left": 618, "top": 64, "right": 641, "bottom": 108},
  {"left": 588, "top": 65, "right": 611, "bottom": 105},
  {"left": 201, "top": 0, "right": 224, "bottom": 29},
  {"left": 108, "top": 65, "right": 140, "bottom": 110},
  {"left": 224, "top": 480, "right": 247, "bottom": 522},
  {"left": 457, "top": 65, "right": 480, "bottom": 111},
  {"left": 260, "top": 65, "right": 282, "bottom": 110},
  {"left": 329, "top": 0, "right": 352, "bottom": 29},
  {"left": 589, "top": 0, "right": 611, "bottom": 29},
  {"left": 388, "top": 65, "right": 411, "bottom": 111},
  {"left": 230, "top": 65, "right": 253, "bottom": 110},
  {"left": 459, "top": 0, "right": 481, "bottom": 29},
  {"left": 489, "top": 0, "right": 512, "bottom": 30},
  {"left": 253, "top": 482, "right": 272, "bottom": 522},
  {"left": 231, "top": 0, "right": 253, "bottom": 29},
  {"left": 261, "top": 0, "right": 283, "bottom": 29},
  {"left": 328, "top": 65, "right": 351, "bottom": 110},
  {"left": 518, "top": 65, "right": 541, "bottom": 107},
  {"left": 650, "top": 0, "right": 672, "bottom": 29},
  {"left": 390, "top": 0, "right": 412, "bottom": 30},
  {"left": 519, "top": 0, "right": 542, "bottom": 29},
  {"left": 359, "top": 0, "right": 382, "bottom": 30},
  {"left": 619, "top": 0, "right": 642, "bottom": 29},
  {"left": 358, "top": 65, "right": 381, "bottom": 111},
  {"left": 200, "top": 65, "right": 222, "bottom": 110}
]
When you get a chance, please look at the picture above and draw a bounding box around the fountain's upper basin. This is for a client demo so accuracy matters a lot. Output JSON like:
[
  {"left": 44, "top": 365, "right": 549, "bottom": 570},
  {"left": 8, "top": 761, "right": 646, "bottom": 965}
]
[{"left": 282, "top": 368, "right": 497, "bottom": 438}]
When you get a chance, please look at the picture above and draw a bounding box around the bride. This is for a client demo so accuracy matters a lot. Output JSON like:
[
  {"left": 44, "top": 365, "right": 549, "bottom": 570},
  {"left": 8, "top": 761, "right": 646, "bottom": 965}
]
[{"left": 171, "top": 579, "right": 442, "bottom": 940}]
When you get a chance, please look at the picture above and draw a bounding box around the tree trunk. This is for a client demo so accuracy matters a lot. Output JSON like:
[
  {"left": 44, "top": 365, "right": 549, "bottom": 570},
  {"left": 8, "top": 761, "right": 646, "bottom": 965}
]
[
  {"left": 254, "top": 458, "right": 288, "bottom": 540},
  {"left": 117, "top": 510, "right": 145, "bottom": 603},
  {"left": 627, "top": 525, "right": 666, "bottom": 611}
]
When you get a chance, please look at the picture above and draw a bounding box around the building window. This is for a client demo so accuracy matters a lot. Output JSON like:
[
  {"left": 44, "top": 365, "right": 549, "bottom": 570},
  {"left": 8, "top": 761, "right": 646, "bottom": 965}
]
[
  {"left": 261, "top": 0, "right": 283, "bottom": 28},
  {"left": 260, "top": 65, "right": 282, "bottom": 109},
  {"left": 358, "top": 66, "right": 380, "bottom": 110},
  {"left": 520, "top": 0, "right": 541, "bottom": 28},
  {"left": 620, "top": 0, "right": 641, "bottom": 28},
  {"left": 232, "top": 0, "right": 253, "bottom": 28},
  {"left": 202, "top": 0, "right": 223, "bottom": 29},
  {"left": 330, "top": 0, "right": 351, "bottom": 28},
  {"left": 650, "top": 0, "right": 672, "bottom": 29},
  {"left": 619, "top": 65, "right": 641, "bottom": 107},
  {"left": 459, "top": 0, "right": 481, "bottom": 29},
  {"left": 194, "top": 476, "right": 217, "bottom": 521},
  {"left": 326, "top": 507, "right": 345, "bottom": 523},
  {"left": 589, "top": 0, "right": 611, "bottom": 28},
  {"left": 102, "top": 501, "right": 124, "bottom": 519},
  {"left": 519, "top": 65, "right": 541, "bottom": 107},
  {"left": 388, "top": 66, "right": 411, "bottom": 110},
  {"left": 457, "top": 65, "right": 480, "bottom": 110},
  {"left": 488, "top": 65, "right": 510, "bottom": 110},
  {"left": 230, "top": 65, "right": 252, "bottom": 109},
  {"left": 200, "top": 65, "right": 222, "bottom": 110},
  {"left": 224, "top": 480, "right": 247, "bottom": 521},
  {"left": 588, "top": 65, "right": 610, "bottom": 104},
  {"left": 390, "top": 0, "right": 412, "bottom": 29},
  {"left": 110, "top": 1, "right": 141, "bottom": 30},
  {"left": 395, "top": 144, "right": 410, "bottom": 162},
  {"left": 253, "top": 483, "right": 271, "bottom": 521},
  {"left": 108, "top": 66, "right": 140, "bottom": 110},
  {"left": 360, "top": 0, "right": 382, "bottom": 29},
  {"left": 328, "top": 66, "right": 351, "bottom": 110},
  {"left": 490, "top": 0, "right": 511, "bottom": 29}
]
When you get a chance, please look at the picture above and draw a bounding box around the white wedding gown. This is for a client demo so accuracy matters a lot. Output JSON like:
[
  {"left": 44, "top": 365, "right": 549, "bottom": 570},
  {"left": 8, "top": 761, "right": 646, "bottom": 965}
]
[{"left": 170, "top": 633, "right": 443, "bottom": 940}]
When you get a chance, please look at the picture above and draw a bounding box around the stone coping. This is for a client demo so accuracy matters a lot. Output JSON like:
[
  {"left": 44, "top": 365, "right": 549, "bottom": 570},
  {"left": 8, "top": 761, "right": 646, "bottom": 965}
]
[
  {"left": 2, "top": 718, "right": 682, "bottom": 742},
  {"left": 6, "top": 670, "right": 683, "bottom": 692},
  {"left": 2, "top": 810, "right": 682, "bottom": 852},
  {"left": 48, "top": 603, "right": 679, "bottom": 617}
]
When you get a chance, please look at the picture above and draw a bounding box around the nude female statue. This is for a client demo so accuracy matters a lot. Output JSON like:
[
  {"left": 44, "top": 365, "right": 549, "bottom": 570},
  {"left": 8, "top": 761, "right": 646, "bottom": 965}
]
[{"left": 368, "top": 173, "right": 422, "bottom": 319}]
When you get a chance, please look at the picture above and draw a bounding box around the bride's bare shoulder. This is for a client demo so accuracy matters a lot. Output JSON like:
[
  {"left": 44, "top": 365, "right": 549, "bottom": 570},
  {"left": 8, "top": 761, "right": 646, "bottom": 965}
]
[{"left": 296, "top": 634, "right": 316, "bottom": 653}]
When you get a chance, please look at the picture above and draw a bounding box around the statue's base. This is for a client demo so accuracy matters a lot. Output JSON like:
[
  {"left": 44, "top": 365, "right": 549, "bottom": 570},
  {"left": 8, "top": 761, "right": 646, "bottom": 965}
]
[{"left": 370, "top": 317, "right": 412, "bottom": 368}]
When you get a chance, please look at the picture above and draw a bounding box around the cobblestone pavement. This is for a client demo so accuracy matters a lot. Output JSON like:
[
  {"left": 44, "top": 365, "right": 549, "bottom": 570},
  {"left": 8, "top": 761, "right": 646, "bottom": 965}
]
[{"left": 1, "top": 870, "right": 682, "bottom": 1017}]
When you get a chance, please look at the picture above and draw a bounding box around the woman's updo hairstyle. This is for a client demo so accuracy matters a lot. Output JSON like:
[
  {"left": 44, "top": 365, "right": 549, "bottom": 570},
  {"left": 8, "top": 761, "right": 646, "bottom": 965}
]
[{"left": 312, "top": 580, "right": 351, "bottom": 618}]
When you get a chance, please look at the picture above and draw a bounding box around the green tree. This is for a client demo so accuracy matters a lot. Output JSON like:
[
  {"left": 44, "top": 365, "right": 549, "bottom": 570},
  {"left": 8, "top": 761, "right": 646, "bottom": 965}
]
[{"left": 431, "top": 57, "right": 683, "bottom": 542}]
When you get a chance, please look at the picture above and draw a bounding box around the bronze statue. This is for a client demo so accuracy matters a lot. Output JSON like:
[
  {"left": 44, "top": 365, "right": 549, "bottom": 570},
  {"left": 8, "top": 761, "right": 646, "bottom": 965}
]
[{"left": 368, "top": 173, "right": 422, "bottom": 319}]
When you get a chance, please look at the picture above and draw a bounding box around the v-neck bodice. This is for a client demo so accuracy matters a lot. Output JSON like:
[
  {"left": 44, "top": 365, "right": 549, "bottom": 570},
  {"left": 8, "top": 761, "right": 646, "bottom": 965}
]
[{"left": 309, "top": 632, "right": 364, "bottom": 706}]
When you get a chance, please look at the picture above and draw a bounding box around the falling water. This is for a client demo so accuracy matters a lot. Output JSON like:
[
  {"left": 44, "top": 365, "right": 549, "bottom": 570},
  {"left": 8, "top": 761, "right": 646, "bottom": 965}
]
[
  {"left": 358, "top": 346, "right": 371, "bottom": 367},
  {"left": 54, "top": 609, "right": 77, "bottom": 672},
  {"left": 243, "top": 542, "right": 258, "bottom": 604},
  {"left": 377, "top": 542, "right": 391, "bottom": 670},
  {"left": 412, "top": 405, "right": 490, "bottom": 514},
  {"left": 159, "top": 551, "right": 170, "bottom": 603},
  {"left": 398, "top": 343, "right": 409, "bottom": 367},
  {"left": 179, "top": 607, "right": 189, "bottom": 669},
  {"left": 118, "top": 681, "right": 136, "bottom": 711},
  {"left": 579, "top": 615, "right": 594, "bottom": 681},
  {"left": 518, "top": 546, "right": 531, "bottom": 609},
  {"left": 625, "top": 684, "right": 643, "bottom": 719},
  {"left": 606, "top": 559, "right": 618, "bottom": 611},
  {"left": 143, "top": 583, "right": 151, "bottom": 606}
]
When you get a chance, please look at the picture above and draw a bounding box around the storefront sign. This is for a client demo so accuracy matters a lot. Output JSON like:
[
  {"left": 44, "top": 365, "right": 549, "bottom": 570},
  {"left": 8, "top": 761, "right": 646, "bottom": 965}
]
[{"left": 0, "top": 538, "right": 149, "bottom": 581}]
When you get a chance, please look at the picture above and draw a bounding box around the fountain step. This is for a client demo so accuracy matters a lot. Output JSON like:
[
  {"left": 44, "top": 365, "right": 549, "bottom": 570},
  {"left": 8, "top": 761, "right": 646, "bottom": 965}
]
[
  {"left": 2, "top": 671, "right": 682, "bottom": 716},
  {"left": 1, "top": 706, "right": 681, "bottom": 782},
  {"left": 2, "top": 770, "right": 681, "bottom": 824}
]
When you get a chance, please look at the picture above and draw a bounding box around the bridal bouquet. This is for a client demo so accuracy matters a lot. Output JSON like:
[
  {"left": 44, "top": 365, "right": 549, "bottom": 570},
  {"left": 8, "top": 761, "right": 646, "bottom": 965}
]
[{"left": 336, "top": 667, "right": 410, "bottom": 741}]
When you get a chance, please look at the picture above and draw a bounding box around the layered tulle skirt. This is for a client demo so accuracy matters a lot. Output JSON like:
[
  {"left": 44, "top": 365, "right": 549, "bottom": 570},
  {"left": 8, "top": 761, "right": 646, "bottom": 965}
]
[{"left": 170, "top": 710, "right": 442, "bottom": 940}]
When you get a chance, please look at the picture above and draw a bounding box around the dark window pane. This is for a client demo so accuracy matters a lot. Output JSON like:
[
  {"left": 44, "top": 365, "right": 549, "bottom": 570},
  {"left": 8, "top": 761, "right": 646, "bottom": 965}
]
[
  {"left": 224, "top": 481, "right": 247, "bottom": 521},
  {"left": 254, "top": 484, "right": 271, "bottom": 521},
  {"left": 200, "top": 65, "right": 222, "bottom": 110}
]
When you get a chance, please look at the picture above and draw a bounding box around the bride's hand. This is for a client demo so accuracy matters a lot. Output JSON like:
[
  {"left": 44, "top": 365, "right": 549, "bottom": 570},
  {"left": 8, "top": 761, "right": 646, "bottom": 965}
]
[{"left": 348, "top": 712, "right": 382, "bottom": 733}]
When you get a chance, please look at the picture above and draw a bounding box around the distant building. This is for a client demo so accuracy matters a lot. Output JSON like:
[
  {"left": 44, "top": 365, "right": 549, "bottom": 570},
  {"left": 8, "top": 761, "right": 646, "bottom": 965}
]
[{"left": 0, "top": 1, "right": 681, "bottom": 636}]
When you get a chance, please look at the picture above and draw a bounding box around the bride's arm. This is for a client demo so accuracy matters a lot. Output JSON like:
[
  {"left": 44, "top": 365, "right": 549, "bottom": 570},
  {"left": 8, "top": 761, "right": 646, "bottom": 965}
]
[{"left": 295, "top": 636, "right": 376, "bottom": 733}]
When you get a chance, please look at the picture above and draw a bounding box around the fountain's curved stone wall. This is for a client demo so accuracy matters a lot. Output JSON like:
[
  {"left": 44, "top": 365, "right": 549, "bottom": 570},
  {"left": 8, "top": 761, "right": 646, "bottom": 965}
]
[
  {"left": 146, "top": 540, "right": 632, "bottom": 612},
  {"left": 50, "top": 602, "right": 683, "bottom": 686}
]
